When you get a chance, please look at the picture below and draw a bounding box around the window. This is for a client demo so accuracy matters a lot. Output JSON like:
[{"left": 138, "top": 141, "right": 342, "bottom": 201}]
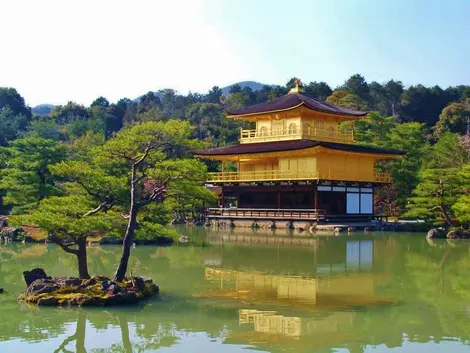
[
  {"left": 259, "top": 126, "right": 268, "bottom": 136},
  {"left": 360, "top": 193, "right": 373, "bottom": 214},
  {"left": 317, "top": 186, "right": 332, "bottom": 191},
  {"left": 305, "top": 123, "right": 311, "bottom": 135},
  {"left": 346, "top": 193, "right": 360, "bottom": 214},
  {"left": 288, "top": 123, "right": 298, "bottom": 134}
]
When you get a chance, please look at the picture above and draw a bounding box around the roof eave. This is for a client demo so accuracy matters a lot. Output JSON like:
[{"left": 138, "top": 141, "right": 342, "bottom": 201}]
[{"left": 227, "top": 103, "right": 367, "bottom": 119}]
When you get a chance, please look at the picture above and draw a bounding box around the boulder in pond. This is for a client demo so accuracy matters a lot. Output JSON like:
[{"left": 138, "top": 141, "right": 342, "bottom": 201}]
[
  {"left": 106, "top": 290, "right": 139, "bottom": 306},
  {"left": 37, "top": 296, "right": 59, "bottom": 306},
  {"left": 26, "top": 279, "right": 61, "bottom": 296},
  {"left": 427, "top": 228, "right": 447, "bottom": 239},
  {"left": 23, "top": 268, "right": 50, "bottom": 287},
  {"left": 447, "top": 229, "right": 470, "bottom": 239},
  {"left": 130, "top": 276, "right": 145, "bottom": 292}
]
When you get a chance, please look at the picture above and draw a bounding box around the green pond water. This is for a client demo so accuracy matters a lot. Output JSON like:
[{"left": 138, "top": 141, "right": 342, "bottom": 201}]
[{"left": 1, "top": 227, "right": 470, "bottom": 353}]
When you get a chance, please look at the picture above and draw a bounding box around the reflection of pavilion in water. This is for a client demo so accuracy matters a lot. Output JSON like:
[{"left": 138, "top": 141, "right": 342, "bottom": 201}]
[
  {"left": 203, "top": 236, "right": 380, "bottom": 305},
  {"left": 200, "top": 237, "right": 395, "bottom": 348},
  {"left": 238, "top": 309, "right": 354, "bottom": 339},
  {"left": 204, "top": 266, "right": 377, "bottom": 307}
]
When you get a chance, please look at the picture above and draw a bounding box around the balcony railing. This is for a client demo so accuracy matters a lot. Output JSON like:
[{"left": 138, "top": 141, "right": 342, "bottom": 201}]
[
  {"left": 207, "top": 208, "right": 326, "bottom": 220},
  {"left": 207, "top": 170, "right": 391, "bottom": 183},
  {"left": 240, "top": 124, "right": 354, "bottom": 144}
]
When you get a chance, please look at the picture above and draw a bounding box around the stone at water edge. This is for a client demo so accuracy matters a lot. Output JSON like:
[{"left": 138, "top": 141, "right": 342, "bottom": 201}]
[
  {"left": 36, "top": 296, "right": 58, "bottom": 306},
  {"left": 27, "top": 279, "right": 61, "bottom": 296},
  {"left": 447, "top": 229, "right": 470, "bottom": 239},
  {"left": 0, "top": 288, "right": 4, "bottom": 294},
  {"left": 131, "top": 277, "right": 145, "bottom": 291},
  {"left": 23, "top": 268, "right": 50, "bottom": 287},
  {"left": 427, "top": 228, "right": 447, "bottom": 239}
]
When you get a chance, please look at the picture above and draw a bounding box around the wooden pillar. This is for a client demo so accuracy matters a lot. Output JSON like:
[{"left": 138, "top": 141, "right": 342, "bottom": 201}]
[
  {"left": 277, "top": 190, "right": 281, "bottom": 209},
  {"left": 314, "top": 184, "right": 318, "bottom": 211},
  {"left": 221, "top": 188, "right": 225, "bottom": 208}
]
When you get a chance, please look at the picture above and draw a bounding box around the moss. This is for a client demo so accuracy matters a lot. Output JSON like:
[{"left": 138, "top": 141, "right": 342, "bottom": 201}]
[{"left": 20, "top": 276, "right": 157, "bottom": 306}]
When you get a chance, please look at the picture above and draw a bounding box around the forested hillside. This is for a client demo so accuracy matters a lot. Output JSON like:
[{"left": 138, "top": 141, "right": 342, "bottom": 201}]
[{"left": 1, "top": 74, "right": 470, "bottom": 226}]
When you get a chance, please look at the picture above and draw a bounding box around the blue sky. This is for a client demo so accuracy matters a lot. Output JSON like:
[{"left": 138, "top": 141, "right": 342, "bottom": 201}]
[{"left": 0, "top": 0, "right": 469, "bottom": 106}]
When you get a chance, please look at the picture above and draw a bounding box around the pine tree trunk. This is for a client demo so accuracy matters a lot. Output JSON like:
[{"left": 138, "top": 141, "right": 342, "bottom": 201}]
[
  {"left": 114, "top": 165, "right": 138, "bottom": 282},
  {"left": 114, "top": 207, "right": 138, "bottom": 281},
  {"left": 118, "top": 314, "right": 133, "bottom": 353},
  {"left": 77, "top": 238, "right": 90, "bottom": 279},
  {"left": 440, "top": 203, "right": 455, "bottom": 227},
  {"left": 75, "top": 310, "right": 87, "bottom": 353}
]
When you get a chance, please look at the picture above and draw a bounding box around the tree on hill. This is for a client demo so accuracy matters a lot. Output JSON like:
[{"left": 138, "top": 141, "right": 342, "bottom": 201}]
[
  {"left": 434, "top": 100, "right": 470, "bottom": 136},
  {"left": 304, "top": 81, "right": 332, "bottom": 100},
  {"left": 382, "top": 122, "right": 429, "bottom": 210},
  {"left": 0, "top": 88, "right": 32, "bottom": 145},
  {"left": 399, "top": 85, "right": 454, "bottom": 126},
  {"left": 90, "top": 97, "right": 110, "bottom": 108},
  {"left": 285, "top": 77, "right": 300, "bottom": 90},
  {"left": 326, "top": 90, "right": 367, "bottom": 110},
  {"left": 0, "top": 87, "right": 32, "bottom": 120},
  {"left": 228, "top": 84, "right": 242, "bottom": 94},
  {"left": 205, "top": 86, "right": 222, "bottom": 104},
  {"left": 0, "top": 108, "right": 25, "bottom": 146},
  {"left": 350, "top": 112, "right": 394, "bottom": 145},
  {"left": 344, "top": 74, "right": 370, "bottom": 102},
  {"left": 50, "top": 102, "right": 90, "bottom": 125},
  {"left": 0, "top": 138, "right": 67, "bottom": 214}
]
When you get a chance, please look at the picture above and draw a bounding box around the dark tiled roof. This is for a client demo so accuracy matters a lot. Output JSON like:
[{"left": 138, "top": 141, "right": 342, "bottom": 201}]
[
  {"left": 195, "top": 140, "right": 404, "bottom": 156},
  {"left": 226, "top": 92, "right": 367, "bottom": 117}
]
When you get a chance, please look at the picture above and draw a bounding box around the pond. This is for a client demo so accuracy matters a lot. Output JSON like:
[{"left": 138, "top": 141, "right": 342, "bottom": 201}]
[{"left": 1, "top": 227, "right": 470, "bottom": 352}]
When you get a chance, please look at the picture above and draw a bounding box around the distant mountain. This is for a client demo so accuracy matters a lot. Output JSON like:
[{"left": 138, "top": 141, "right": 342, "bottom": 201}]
[
  {"left": 36, "top": 82, "right": 269, "bottom": 109},
  {"left": 221, "top": 81, "right": 267, "bottom": 96},
  {"left": 133, "top": 81, "right": 268, "bottom": 102},
  {"left": 32, "top": 104, "right": 55, "bottom": 116}
]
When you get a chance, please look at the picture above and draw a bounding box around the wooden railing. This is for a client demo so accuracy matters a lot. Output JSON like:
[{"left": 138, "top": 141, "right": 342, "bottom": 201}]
[
  {"left": 240, "top": 124, "right": 354, "bottom": 144},
  {"left": 207, "top": 208, "right": 325, "bottom": 220},
  {"left": 207, "top": 170, "right": 391, "bottom": 183},
  {"left": 208, "top": 170, "right": 318, "bottom": 182}
]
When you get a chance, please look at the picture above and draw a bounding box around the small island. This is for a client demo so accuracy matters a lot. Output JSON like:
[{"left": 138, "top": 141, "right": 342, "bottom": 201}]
[{"left": 19, "top": 268, "right": 159, "bottom": 306}]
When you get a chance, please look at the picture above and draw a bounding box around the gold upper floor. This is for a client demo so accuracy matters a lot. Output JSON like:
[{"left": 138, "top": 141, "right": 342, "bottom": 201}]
[
  {"left": 205, "top": 148, "right": 394, "bottom": 184},
  {"left": 233, "top": 107, "right": 355, "bottom": 145}
]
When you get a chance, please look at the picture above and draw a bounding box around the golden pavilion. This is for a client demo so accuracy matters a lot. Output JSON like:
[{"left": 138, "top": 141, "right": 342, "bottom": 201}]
[{"left": 196, "top": 80, "right": 404, "bottom": 222}]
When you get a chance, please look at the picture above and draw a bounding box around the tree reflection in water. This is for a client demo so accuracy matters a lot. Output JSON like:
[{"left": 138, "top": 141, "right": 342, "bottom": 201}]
[
  {"left": 1, "top": 233, "right": 470, "bottom": 353},
  {"left": 53, "top": 311, "right": 87, "bottom": 353}
]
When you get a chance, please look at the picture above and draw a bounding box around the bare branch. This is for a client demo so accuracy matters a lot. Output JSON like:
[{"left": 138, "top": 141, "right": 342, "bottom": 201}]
[
  {"left": 116, "top": 152, "right": 134, "bottom": 162},
  {"left": 83, "top": 200, "right": 113, "bottom": 217},
  {"left": 71, "top": 177, "right": 102, "bottom": 198},
  {"left": 135, "top": 143, "right": 156, "bottom": 167},
  {"left": 49, "top": 233, "right": 79, "bottom": 255}
]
